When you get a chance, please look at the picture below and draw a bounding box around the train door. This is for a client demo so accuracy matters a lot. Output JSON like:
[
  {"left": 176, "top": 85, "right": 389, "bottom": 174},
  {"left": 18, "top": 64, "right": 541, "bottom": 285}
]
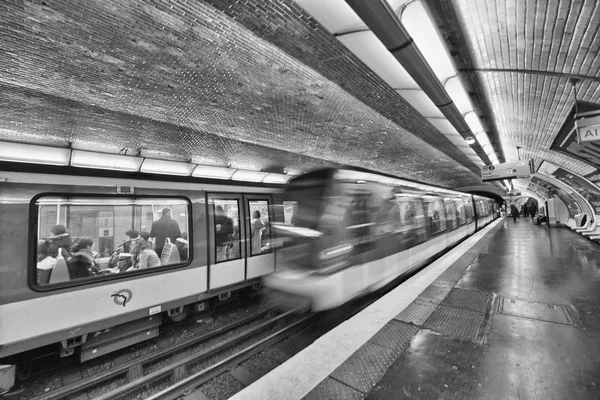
[
  {"left": 207, "top": 194, "right": 246, "bottom": 289},
  {"left": 244, "top": 195, "right": 275, "bottom": 278}
]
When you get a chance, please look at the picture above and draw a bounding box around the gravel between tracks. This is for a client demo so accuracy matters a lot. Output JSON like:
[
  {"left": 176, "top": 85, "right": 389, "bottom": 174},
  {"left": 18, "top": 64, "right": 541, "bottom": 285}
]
[{"left": 17, "top": 298, "right": 268, "bottom": 400}]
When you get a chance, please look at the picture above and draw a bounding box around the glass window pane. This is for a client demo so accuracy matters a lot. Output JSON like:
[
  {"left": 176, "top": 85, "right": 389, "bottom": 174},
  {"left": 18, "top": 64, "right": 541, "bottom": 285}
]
[
  {"left": 249, "top": 200, "right": 271, "bottom": 256},
  {"left": 214, "top": 199, "right": 240, "bottom": 262},
  {"left": 424, "top": 198, "right": 446, "bottom": 235},
  {"left": 35, "top": 196, "right": 189, "bottom": 286}
]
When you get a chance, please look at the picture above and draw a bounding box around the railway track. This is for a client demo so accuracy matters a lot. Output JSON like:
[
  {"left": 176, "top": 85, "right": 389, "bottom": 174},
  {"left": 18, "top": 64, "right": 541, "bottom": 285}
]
[
  {"left": 29, "top": 307, "right": 291, "bottom": 400},
  {"left": 136, "top": 272, "right": 422, "bottom": 400}
]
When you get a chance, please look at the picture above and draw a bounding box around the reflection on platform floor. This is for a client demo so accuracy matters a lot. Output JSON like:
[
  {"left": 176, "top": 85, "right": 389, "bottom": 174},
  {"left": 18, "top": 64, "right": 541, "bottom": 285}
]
[{"left": 367, "top": 219, "right": 600, "bottom": 400}]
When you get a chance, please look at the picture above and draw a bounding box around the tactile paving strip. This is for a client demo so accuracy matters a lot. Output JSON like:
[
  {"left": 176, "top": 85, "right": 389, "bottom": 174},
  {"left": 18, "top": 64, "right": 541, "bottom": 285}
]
[
  {"left": 330, "top": 342, "right": 397, "bottom": 394},
  {"left": 417, "top": 284, "right": 452, "bottom": 304},
  {"left": 303, "top": 377, "right": 364, "bottom": 400},
  {"left": 441, "top": 288, "right": 490, "bottom": 313},
  {"left": 394, "top": 299, "right": 438, "bottom": 326},
  {"left": 368, "top": 320, "right": 419, "bottom": 357},
  {"left": 423, "top": 305, "right": 484, "bottom": 340}
]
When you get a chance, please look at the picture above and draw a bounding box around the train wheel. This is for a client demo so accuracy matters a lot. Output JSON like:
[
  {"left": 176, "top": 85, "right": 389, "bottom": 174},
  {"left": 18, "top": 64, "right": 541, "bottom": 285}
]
[
  {"left": 15, "top": 358, "right": 32, "bottom": 381},
  {"left": 168, "top": 305, "right": 189, "bottom": 322}
]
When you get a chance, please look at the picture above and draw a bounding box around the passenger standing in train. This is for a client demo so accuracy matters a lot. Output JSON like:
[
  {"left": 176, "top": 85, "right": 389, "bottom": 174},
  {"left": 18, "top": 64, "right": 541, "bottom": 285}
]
[
  {"left": 150, "top": 208, "right": 181, "bottom": 259},
  {"left": 510, "top": 204, "right": 519, "bottom": 222},
  {"left": 49, "top": 224, "right": 72, "bottom": 260},
  {"left": 215, "top": 205, "right": 233, "bottom": 262},
  {"left": 251, "top": 210, "right": 265, "bottom": 255},
  {"left": 37, "top": 240, "right": 58, "bottom": 284},
  {"left": 67, "top": 238, "right": 96, "bottom": 279},
  {"left": 131, "top": 238, "right": 161, "bottom": 269},
  {"left": 175, "top": 232, "right": 189, "bottom": 261}
]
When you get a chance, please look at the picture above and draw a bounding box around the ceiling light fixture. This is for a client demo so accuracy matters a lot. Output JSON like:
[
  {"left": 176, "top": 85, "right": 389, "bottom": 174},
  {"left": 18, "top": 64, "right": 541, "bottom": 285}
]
[{"left": 0, "top": 141, "right": 71, "bottom": 166}]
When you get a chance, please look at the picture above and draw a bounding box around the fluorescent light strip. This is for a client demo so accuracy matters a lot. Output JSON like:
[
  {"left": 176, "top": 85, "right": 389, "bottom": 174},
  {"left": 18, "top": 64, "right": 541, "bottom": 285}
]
[
  {"left": 401, "top": 1, "right": 457, "bottom": 82},
  {"left": 192, "top": 165, "right": 236, "bottom": 180},
  {"left": 263, "top": 173, "right": 291, "bottom": 184},
  {"left": 71, "top": 150, "right": 143, "bottom": 172},
  {"left": 0, "top": 141, "right": 71, "bottom": 166},
  {"left": 231, "top": 169, "right": 269, "bottom": 182},
  {"left": 140, "top": 159, "right": 196, "bottom": 176}
]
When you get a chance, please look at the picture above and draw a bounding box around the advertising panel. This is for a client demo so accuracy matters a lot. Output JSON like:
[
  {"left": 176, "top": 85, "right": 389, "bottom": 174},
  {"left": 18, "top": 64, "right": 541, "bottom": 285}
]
[
  {"left": 529, "top": 177, "right": 580, "bottom": 217},
  {"left": 550, "top": 168, "right": 600, "bottom": 214}
]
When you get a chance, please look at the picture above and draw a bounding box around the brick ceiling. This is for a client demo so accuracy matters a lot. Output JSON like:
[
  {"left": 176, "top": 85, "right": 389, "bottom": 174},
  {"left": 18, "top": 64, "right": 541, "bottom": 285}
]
[{"left": 1, "top": 0, "right": 598, "bottom": 192}]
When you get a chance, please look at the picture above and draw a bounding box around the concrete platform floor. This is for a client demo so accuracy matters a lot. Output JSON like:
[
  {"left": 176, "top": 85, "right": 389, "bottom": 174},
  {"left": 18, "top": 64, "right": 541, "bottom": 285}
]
[{"left": 365, "top": 219, "right": 600, "bottom": 400}]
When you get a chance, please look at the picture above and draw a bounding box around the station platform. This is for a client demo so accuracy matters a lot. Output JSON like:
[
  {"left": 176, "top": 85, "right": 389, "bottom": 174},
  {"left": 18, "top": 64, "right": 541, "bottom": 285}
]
[{"left": 231, "top": 217, "right": 600, "bottom": 400}]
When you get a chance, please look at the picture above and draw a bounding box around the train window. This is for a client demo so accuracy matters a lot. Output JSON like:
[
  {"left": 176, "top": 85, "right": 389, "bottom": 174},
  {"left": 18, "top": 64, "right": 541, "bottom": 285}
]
[
  {"left": 343, "top": 190, "right": 374, "bottom": 241},
  {"left": 283, "top": 201, "right": 298, "bottom": 225},
  {"left": 34, "top": 196, "right": 190, "bottom": 287},
  {"left": 423, "top": 197, "right": 447, "bottom": 235},
  {"left": 444, "top": 199, "right": 457, "bottom": 231},
  {"left": 213, "top": 199, "right": 241, "bottom": 263},
  {"left": 248, "top": 200, "right": 271, "bottom": 256},
  {"left": 375, "top": 198, "right": 400, "bottom": 236},
  {"left": 284, "top": 171, "right": 328, "bottom": 230},
  {"left": 453, "top": 198, "right": 468, "bottom": 226}
]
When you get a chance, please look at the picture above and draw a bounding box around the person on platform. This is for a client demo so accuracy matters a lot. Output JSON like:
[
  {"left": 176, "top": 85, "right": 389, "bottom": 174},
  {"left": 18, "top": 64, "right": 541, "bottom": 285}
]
[
  {"left": 530, "top": 203, "right": 537, "bottom": 220},
  {"left": 510, "top": 204, "right": 519, "bottom": 223},
  {"left": 150, "top": 208, "right": 181, "bottom": 258}
]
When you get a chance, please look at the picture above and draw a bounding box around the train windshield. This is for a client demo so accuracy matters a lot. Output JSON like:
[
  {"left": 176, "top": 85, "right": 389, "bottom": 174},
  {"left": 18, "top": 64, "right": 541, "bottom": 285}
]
[{"left": 283, "top": 170, "right": 330, "bottom": 231}]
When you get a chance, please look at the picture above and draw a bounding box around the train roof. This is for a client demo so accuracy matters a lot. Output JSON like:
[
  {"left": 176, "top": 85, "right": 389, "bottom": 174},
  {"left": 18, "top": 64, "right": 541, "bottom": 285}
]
[{"left": 289, "top": 167, "right": 495, "bottom": 200}]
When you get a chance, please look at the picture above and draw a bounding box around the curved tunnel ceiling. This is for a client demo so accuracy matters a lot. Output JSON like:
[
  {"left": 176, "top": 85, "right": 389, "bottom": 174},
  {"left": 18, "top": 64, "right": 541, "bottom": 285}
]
[
  {"left": 0, "top": 0, "right": 489, "bottom": 190},
  {"left": 0, "top": 0, "right": 599, "bottom": 200}
]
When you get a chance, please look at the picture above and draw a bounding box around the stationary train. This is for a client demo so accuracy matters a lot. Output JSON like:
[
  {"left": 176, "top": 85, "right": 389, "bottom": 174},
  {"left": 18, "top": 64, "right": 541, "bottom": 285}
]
[
  {"left": 0, "top": 165, "right": 497, "bottom": 382},
  {"left": 264, "top": 168, "right": 499, "bottom": 311}
]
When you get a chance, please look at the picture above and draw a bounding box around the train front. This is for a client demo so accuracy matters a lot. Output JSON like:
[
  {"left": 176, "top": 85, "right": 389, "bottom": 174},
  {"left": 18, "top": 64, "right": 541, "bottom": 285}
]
[{"left": 264, "top": 170, "right": 352, "bottom": 312}]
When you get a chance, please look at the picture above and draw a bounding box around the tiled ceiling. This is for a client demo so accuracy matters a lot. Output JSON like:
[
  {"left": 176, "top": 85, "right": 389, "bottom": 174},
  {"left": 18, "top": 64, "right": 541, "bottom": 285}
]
[
  {"left": 427, "top": 0, "right": 600, "bottom": 182},
  {"left": 0, "top": 0, "right": 494, "bottom": 189}
]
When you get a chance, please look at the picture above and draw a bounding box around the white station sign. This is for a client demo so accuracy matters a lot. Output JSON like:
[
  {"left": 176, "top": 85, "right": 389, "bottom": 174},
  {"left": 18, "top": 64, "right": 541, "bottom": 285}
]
[
  {"left": 575, "top": 114, "right": 600, "bottom": 143},
  {"left": 481, "top": 160, "right": 534, "bottom": 182}
]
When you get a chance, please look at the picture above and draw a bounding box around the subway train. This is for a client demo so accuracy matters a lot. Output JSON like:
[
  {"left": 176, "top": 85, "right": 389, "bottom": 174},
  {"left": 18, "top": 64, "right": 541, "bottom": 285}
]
[
  {"left": 264, "top": 168, "right": 499, "bottom": 311},
  {"left": 0, "top": 164, "right": 498, "bottom": 381},
  {"left": 0, "top": 165, "right": 287, "bottom": 378}
]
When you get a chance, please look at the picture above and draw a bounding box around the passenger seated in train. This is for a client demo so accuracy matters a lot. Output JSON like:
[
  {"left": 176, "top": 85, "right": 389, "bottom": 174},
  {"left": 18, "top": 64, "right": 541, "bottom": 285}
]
[
  {"left": 49, "top": 224, "right": 72, "bottom": 260},
  {"left": 109, "top": 229, "right": 140, "bottom": 271},
  {"left": 130, "top": 238, "right": 161, "bottom": 270},
  {"left": 67, "top": 238, "right": 97, "bottom": 279},
  {"left": 214, "top": 205, "right": 234, "bottom": 262},
  {"left": 140, "top": 230, "right": 150, "bottom": 242},
  {"left": 175, "top": 232, "right": 189, "bottom": 261},
  {"left": 37, "top": 240, "right": 58, "bottom": 284}
]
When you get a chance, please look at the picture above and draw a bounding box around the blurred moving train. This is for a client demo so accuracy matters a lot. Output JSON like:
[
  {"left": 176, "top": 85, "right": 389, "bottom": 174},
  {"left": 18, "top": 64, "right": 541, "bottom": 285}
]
[
  {"left": 0, "top": 165, "right": 498, "bottom": 382},
  {"left": 265, "top": 168, "right": 499, "bottom": 311}
]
